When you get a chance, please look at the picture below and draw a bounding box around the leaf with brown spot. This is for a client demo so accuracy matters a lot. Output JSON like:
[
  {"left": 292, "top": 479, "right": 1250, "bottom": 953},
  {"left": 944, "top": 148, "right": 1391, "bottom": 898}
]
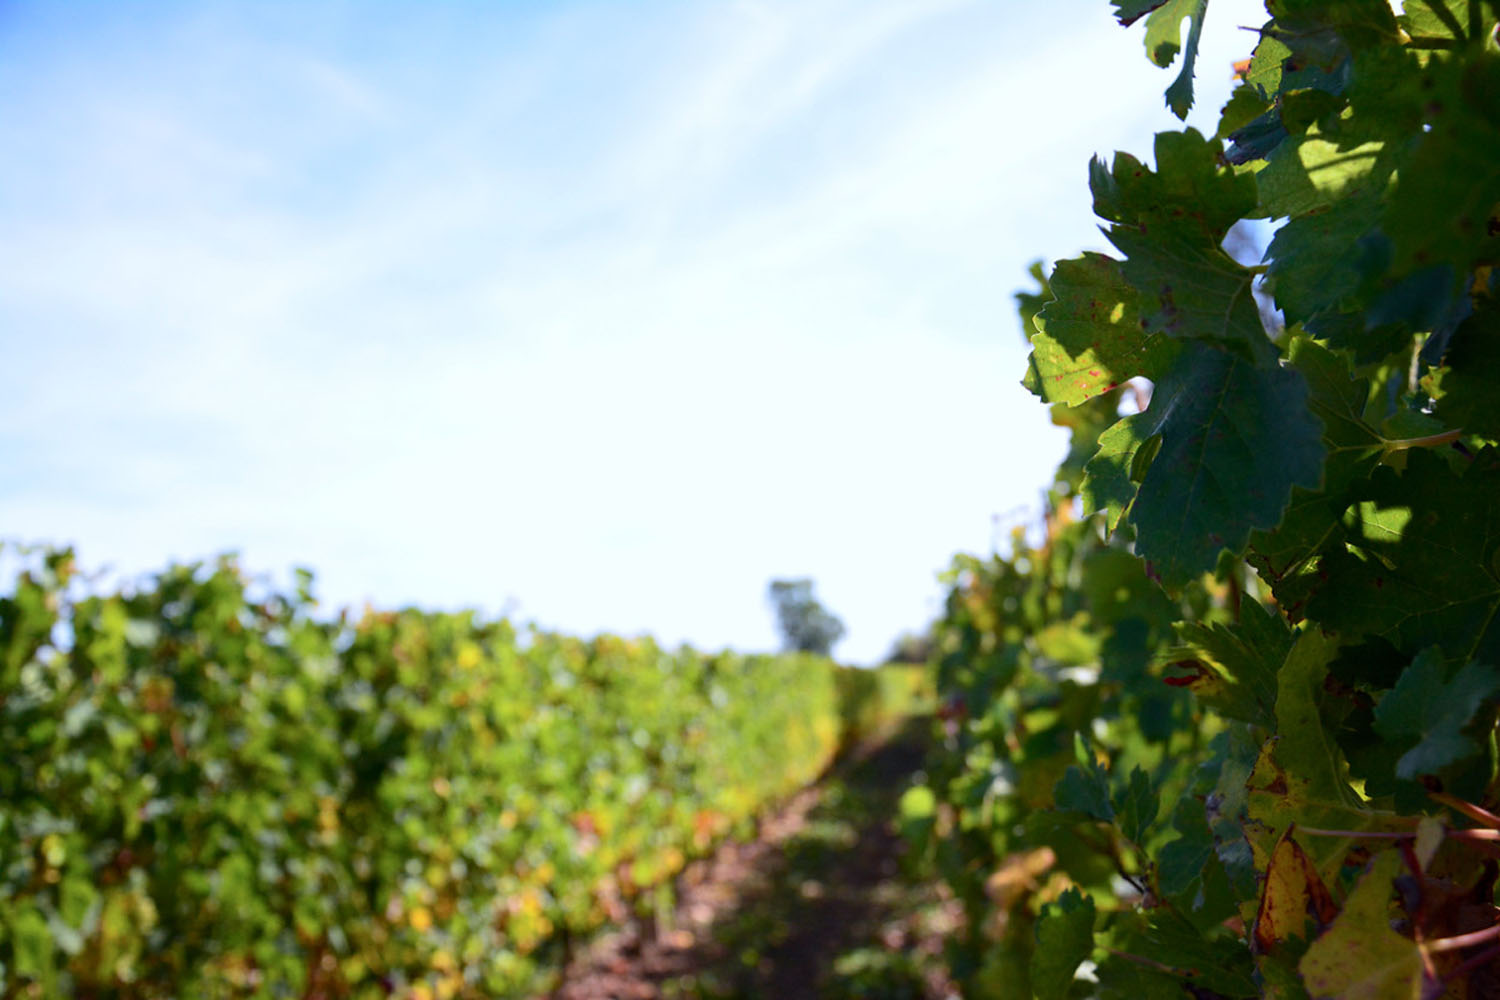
[{"left": 1254, "top": 827, "right": 1340, "bottom": 954}]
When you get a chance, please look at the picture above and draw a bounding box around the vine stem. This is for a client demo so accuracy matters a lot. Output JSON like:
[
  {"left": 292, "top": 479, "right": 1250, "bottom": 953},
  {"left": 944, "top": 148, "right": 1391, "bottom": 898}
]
[
  {"left": 1297, "top": 824, "right": 1419, "bottom": 838},
  {"left": 1383, "top": 428, "right": 1463, "bottom": 452},
  {"left": 1300, "top": 826, "right": 1500, "bottom": 843},
  {"left": 1425, "top": 922, "right": 1500, "bottom": 953},
  {"left": 1439, "top": 942, "right": 1500, "bottom": 986},
  {"left": 1104, "top": 948, "right": 1189, "bottom": 978},
  {"left": 1429, "top": 791, "right": 1500, "bottom": 830}
]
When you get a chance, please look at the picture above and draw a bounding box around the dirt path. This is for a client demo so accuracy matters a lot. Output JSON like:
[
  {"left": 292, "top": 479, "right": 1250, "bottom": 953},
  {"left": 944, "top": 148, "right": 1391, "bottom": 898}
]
[{"left": 552, "top": 718, "right": 959, "bottom": 1000}]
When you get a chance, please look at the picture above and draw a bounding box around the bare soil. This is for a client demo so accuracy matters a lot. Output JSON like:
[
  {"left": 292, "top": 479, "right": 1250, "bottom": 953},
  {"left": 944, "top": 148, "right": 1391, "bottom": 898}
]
[{"left": 550, "top": 719, "right": 960, "bottom": 1000}]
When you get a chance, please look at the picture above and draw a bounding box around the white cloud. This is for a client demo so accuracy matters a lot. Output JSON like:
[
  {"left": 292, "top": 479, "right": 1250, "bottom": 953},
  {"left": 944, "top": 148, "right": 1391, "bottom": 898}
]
[{"left": 0, "top": 0, "right": 1269, "bottom": 661}]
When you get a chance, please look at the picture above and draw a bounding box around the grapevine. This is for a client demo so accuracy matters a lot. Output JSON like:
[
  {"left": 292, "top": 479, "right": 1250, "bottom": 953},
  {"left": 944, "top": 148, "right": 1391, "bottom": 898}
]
[
  {"left": 921, "top": 1, "right": 1500, "bottom": 996},
  {"left": 0, "top": 547, "right": 904, "bottom": 997}
]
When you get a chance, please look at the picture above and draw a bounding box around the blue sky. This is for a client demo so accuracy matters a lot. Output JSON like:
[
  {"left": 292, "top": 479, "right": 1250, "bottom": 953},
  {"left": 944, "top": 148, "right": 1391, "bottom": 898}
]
[{"left": 0, "top": 0, "right": 1265, "bottom": 662}]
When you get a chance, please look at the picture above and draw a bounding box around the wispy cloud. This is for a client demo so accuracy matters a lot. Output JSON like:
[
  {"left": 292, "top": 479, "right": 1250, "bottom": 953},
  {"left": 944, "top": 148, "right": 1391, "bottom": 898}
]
[{"left": 0, "top": 0, "right": 1266, "bottom": 659}]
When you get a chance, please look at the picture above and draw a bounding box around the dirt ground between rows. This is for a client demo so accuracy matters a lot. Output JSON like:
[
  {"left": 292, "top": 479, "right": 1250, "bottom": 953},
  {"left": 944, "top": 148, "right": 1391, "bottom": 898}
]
[{"left": 551, "top": 720, "right": 960, "bottom": 1000}]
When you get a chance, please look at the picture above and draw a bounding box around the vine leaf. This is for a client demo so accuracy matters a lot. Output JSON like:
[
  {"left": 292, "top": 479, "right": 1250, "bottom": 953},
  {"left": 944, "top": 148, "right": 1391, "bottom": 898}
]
[
  {"left": 1257, "top": 128, "right": 1391, "bottom": 219},
  {"left": 1031, "top": 888, "right": 1096, "bottom": 1000},
  {"left": 1268, "top": 0, "right": 1401, "bottom": 59},
  {"left": 1083, "top": 343, "right": 1325, "bottom": 589},
  {"left": 1245, "top": 632, "right": 1411, "bottom": 881},
  {"left": 1247, "top": 337, "right": 1386, "bottom": 615},
  {"left": 1024, "top": 253, "right": 1179, "bottom": 406},
  {"left": 1264, "top": 193, "right": 1395, "bottom": 361},
  {"left": 1383, "top": 53, "right": 1500, "bottom": 276},
  {"left": 1139, "top": 0, "right": 1210, "bottom": 119},
  {"left": 1112, "top": 0, "right": 1169, "bottom": 27},
  {"left": 1298, "top": 850, "right": 1425, "bottom": 998},
  {"left": 1114, "top": 765, "right": 1161, "bottom": 845},
  {"left": 1108, "top": 911, "right": 1261, "bottom": 997},
  {"left": 1308, "top": 447, "right": 1500, "bottom": 663},
  {"left": 1252, "top": 827, "right": 1339, "bottom": 954},
  {"left": 1169, "top": 598, "right": 1292, "bottom": 728},
  {"left": 1399, "top": 0, "right": 1488, "bottom": 44},
  {"left": 1372, "top": 648, "right": 1500, "bottom": 779},
  {"left": 1275, "top": 628, "right": 1358, "bottom": 809},
  {"left": 1055, "top": 761, "right": 1114, "bottom": 821},
  {"left": 1157, "top": 794, "right": 1239, "bottom": 928},
  {"left": 1091, "top": 130, "right": 1268, "bottom": 362},
  {"left": 1083, "top": 418, "right": 1149, "bottom": 536},
  {"left": 1429, "top": 294, "right": 1500, "bottom": 441}
]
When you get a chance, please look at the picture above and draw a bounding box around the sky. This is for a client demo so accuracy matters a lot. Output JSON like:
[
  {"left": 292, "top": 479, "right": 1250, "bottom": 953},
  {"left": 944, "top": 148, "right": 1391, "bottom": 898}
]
[{"left": 0, "top": 0, "right": 1268, "bottom": 663}]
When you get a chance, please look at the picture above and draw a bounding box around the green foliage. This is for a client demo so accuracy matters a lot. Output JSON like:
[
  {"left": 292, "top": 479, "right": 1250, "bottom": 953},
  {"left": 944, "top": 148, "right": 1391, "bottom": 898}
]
[
  {"left": 0, "top": 547, "right": 853, "bottom": 998},
  {"left": 836, "top": 661, "right": 935, "bottom": 744},
  {"left": 1373, "top": 649, "right": 1500, "bottom": 779},
  {"left": 923, "top": 2, "right": 1500, "bottom": 996},
  {"left": 1031, "top": 888, "right": 1096, "bottom": 1000}
]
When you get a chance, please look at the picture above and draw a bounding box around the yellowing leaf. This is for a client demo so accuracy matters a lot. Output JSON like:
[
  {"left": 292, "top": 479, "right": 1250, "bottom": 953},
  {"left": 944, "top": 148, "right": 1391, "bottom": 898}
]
[
  {"left": 1299, "top": 851, "right": 1426, "bottom": 999},
  {"left": 1253, "top": 828, "right": 1338, "bottom": 953}
]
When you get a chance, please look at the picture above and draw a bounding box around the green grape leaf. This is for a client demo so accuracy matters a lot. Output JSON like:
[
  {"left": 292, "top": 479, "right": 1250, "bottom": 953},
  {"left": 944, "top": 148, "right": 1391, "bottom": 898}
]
[
  {"left": 1257, "top": 127, "right": 1391, "bottom": 219},
  {"left": 1401, "top": 0, "right": 1497, "bottom": 48},
  {"left": 1379, "top": 408, "right": 1449, "bottom": 444},
  {"left": 1114, "top": 766, "right": 1160, "bottom": 844},
  {"left": 1094, "top": 953, "right": 1186, "bottom": 1000},
  {"left": 1083, "top": 418, "right": 1147, "bottom": 534},
  {"left": 1085, "top": 343, "right": 1325, "bottom": 589},
  {"left": 1372, "top": 648, "right": 1500, "bottom": 779},
  {"left": 1243, "top": 630, "right": 1413, "bottom": 881},
  {"left": 1383, "top": 55, "right": 1500, "bottom": 276},
  {"left": 1081, "top": 547, "right": 1176, "bottom": 631},
  {"left": 60, "top": 873, "right": 98, "bottom": 929},
  {"left": 1142, "top": 0, "right": 1209, "bottom": 119},
  {"left": 1017, "top": 259, "right": 1051, "bottom": 341},
  {"left": 1430, "top": 292, "right": 1500, "bottom": 441},
  {"left": 1108, "top": 227, "right": 1271, "bottom": 363},
  {"left": 1285, "top": 336, "right": 1382, "bottom": 451},
  {"left": 1031, "top": 888, "right": 1096, "bottom": 1000},
  {"left": 1272, "top": 0, "right": 1398, "bottom": 45},
  {"left": 1264, "top": 193, "right": 1388, "bottom": 352},
  {"left": 1055, "top": 763, "right": 1114, "bottom": 821},
  {"left": 9, "top": 902, "right": 55, "bottom": 986},
  {"left": 1224, "top": 108, "right": 1289, "bottom": 166},
  {"left": 1218, "top": 85, "right": 1273, "bottom": 143},
  {"left": 1157, "top": 794, "right": 1239, "bottom": 928},
  {"left": 1247, "top": 337, "right": 1386, "bottom": 614},
  {"left": 1298, "top": 851, "right": 1424, "bottom": 999},
  {"left": 1243, "top": 29, "right": 1293, "bottom": 101},
  {"left": 1268, "top": 0, "right": 1402, "bottom": 55},
  {"left": 1092, "top": 130, "right": 1259, "bottom": 248},
  {"left": 1170, "top": 598, "right": 1292, "bottom": 728},
  {"left": 1050, "top": 394, "right": 1126, "bottom": 494},
  {"left": 1308, "top": 447, "right": 1500, "bottom": 662},
  {"left": 1111, "top": 911, "right": 1261, "bottom": 997},
  {"left": 1112, "top": 0, "right": 1169, "bottom": 27},
  {"left": 1091, "top": 131, "right": 1268, "bottom": 360},
  {"left": 1025, "top": 253, "right": 1180, "bottom": 405},
  {"left": 1277, "top": 628, "right": 1359, "bottom": 806}
]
